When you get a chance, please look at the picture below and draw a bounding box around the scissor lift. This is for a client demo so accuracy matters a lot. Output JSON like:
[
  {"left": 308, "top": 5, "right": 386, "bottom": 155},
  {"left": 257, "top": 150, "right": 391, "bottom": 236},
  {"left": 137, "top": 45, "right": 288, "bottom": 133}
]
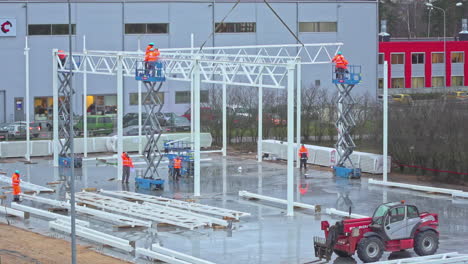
[
  {"left": 332, "top": 65, "right": 362, "bottom": 178},
  {"left": 134, "top": 61, "right": 166, "bottom": 190}
]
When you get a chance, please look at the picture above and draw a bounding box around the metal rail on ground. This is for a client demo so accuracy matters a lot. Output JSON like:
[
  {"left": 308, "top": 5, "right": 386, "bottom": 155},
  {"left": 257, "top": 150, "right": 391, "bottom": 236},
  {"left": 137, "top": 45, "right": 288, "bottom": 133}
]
[
  {"left": 21, "top": 194, "right": 152, "bottom": 228},
  {"left": 75, "top": 192, "right": 212, "bottom": 229},
  {"left": 0, "top": 175, "right": 54, "bottom": 193},
  {"left": 100, "top": 190, "right": 250, "bottom": 220},
  {"left": 238, "top": 191, "right": 320, "bottom": 212},
  {"left": 49, "top": 220, "right": 135, "bottom": 252},
  {"left": 11, "top": 203, "right": 89, "bottom": 226},
  {"left": 377, "top": 252, "right": 468, "bottom": 264}
]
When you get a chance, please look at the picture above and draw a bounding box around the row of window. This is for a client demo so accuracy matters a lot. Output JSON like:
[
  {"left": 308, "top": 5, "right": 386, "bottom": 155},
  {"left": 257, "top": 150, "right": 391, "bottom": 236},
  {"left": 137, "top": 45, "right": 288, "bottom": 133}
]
[
  {"left": 27, "top": 22, "right": 337, "bottom": 35},
  {"left": 379, "top": 52, "right": 465, "bottom": 65},
  {"left": 378, "top": 76, "right": 464, "bottom": 89}
]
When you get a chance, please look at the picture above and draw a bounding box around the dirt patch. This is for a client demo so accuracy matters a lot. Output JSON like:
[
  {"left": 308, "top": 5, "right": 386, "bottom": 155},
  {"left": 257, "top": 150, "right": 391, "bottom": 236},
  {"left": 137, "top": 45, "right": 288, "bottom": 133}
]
[{"left": 0, "top": 223, "right": 131, "bottom": 264}]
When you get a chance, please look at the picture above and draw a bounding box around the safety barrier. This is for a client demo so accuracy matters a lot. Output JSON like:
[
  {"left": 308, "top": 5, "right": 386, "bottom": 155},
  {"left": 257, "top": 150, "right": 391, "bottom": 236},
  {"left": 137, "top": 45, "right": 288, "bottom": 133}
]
[
  {"left": 0, "top": 133, "right": 212, "bottom": 158},
  {"left": 262, "top": 140, "right": 391, "bottom": 174}
]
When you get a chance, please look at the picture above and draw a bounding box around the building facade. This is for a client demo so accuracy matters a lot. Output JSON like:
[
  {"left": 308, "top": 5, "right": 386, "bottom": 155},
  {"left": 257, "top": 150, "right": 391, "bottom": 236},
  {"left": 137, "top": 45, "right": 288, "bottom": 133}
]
[
  {"left": 378, "top": 40, "right": 468, "bottom": 89},
  {"left": 0, "top": 0, "right": 378, "bottom": 123}
]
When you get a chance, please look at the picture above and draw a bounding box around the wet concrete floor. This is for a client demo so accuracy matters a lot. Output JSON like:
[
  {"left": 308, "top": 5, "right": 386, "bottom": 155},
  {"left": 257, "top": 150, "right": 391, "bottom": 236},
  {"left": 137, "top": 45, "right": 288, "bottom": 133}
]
[{"left": 1, "top": 154, "right": 468, "bottom": 264}]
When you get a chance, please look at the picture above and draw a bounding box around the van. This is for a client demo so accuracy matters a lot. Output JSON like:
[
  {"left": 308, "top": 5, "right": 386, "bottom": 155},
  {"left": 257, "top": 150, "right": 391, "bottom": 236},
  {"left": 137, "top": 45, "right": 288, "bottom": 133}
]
[{"left": 74, "top": 115, "right": 114, "bottom": 136}]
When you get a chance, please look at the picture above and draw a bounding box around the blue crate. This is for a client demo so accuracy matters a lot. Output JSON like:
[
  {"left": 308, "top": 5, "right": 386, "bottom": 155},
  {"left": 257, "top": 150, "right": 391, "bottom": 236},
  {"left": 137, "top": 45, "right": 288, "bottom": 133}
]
[{"left": 135, "top": 177, "right": 165, "bottom": 190}]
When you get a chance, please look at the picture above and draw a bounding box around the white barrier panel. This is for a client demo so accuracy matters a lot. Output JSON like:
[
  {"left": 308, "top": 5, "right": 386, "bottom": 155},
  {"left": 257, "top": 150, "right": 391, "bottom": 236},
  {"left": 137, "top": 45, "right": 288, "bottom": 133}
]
[
  {"left": 262, "top": 139, "right": 391, "bottom": 174},
  {"left": 0, "top": 133, "right": 212, "bottom": 158}
]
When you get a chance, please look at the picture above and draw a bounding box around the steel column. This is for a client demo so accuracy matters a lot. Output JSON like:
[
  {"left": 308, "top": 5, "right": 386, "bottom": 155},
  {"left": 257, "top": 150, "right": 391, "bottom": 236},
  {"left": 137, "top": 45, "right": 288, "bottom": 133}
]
[
  {"left": 383, "top": 61, "right": 388, "bottom": 182},
  {"left": 222, "top": 79, "right": 227, "bottom": 157},
  {"left": 286, "top": 61, "right": 295, "bottom": 216},
  {"left": 52, "top": 50, "right": 59, "bottom": 166},
  {"left": 25, "top": 36, "right": 30, "bottom": 161},
  {"left": 296, "top": 62, "right": 302, "bottom": 168},
  {"left": 193, "top": 57, "right": 201, "bottom": 197},
  {"left": 83, "top": 36, "right": 88, "bottom": 157},
  {"left": 117, "top": 54, "right": 124, "bottom": 181},
  {"left": 257, "top": 73, "right": 263, "bottom": 163}
]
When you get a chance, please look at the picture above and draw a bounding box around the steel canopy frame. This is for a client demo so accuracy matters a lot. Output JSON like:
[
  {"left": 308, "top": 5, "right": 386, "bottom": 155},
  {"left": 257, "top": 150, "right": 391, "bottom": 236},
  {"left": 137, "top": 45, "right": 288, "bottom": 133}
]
[{"left": 52, "top": 42, "right": 342, "bottom": 216}]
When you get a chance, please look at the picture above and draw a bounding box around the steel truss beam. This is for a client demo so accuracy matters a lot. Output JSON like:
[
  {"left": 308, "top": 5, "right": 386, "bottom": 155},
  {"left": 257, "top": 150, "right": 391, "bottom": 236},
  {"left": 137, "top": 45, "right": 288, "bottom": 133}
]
[
  {"left": 99, "top": 190, "right": 250, "bottom": 220},
  {"left": 21, "top": 194, "right": 152, "bottom": 228},
  {"left": 142, "top": 81, "right": 164, "bottom": 179},
  {"left": 0, "top": 175, "right": 54, "bottom": 193},
  {"left": 11, "top": 203, "right": 89, "bottom": 226},
  {"left": 335, "top": 83, "right": 357, "bottom": 167},
  {"left": 75, "top": 192, "right": 223, "bottom": 229}
]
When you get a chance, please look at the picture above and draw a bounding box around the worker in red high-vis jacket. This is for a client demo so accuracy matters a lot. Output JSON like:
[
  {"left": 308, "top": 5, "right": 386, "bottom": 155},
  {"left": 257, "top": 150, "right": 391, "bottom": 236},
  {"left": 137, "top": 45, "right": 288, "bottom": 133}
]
[
  {"left": 11, "top": 170, "right": 21, "bottom": 202},
  {"left": 58, "top": 50, "right": 67, "bottom": 67},
  {"left": 121, "top": 152, "right": 134, "bottom": 183},
  {"left": 332, "top": 51, "right": 349, "bottom": 80},
  {"left": 298, "top": 144, "right": 309, "bottom": 170}
]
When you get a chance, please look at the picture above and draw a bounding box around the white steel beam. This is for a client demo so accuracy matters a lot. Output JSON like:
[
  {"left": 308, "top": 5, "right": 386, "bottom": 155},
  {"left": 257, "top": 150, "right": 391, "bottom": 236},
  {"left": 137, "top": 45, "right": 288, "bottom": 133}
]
[
  {"left": 383, "top": 61, "right": 388, "bottom": 182},
  {"left": 222, "top": 78, "right": 227, "bottom": 157},
  {"left": 368, "top": 179, "right": 466, "bottom": 196},
  {"left": 83, "top": 36, "right": 88, "bottom": 158},
  {"left": 193, "top": 56, "right": 201, "bottom": 197},
  {"left": 11, "top": 203, "right": 89, "bottom": 226},
  {"left": 52, "top": 49, "right": 59, "bottom": 166},
  {"left": 100, "top": 190, "right": 250, "bottom": 220},
  {"left": 296, "top": 62, "right": 302, "bottom": 168},
  {"left": 136, "top": 248, "right": 191, "bottom": 264},
  {"left": 324, "top": 208, "right": 368, "bottom": 219},
  {"left": 151, "top": 244, "right": 215, "bottom": 264},
  {"left": 25, "top": 36, "right": 30, "bottom": 161},
  {"left": 257, "top": 73, "right": 263, "bottom": 163},
  {"left": 117, "top": 53, "right": 123, "bottom": 181},
  {"left": 0, "top": 206, "right": 29, "bottom": 218},
  {"left": 377, "top": 252, "right": 468, "bottom": 264},
  {"left": 49, "top": 220, "right": 135, "bottom": 252},
  {"left": 238, "top": 191, "right": 319, "bottom": 212},
  {"left": 286, "top": 61, "right": 295, "bottom": 216},
  {"left": 0, "top": 175, "right": 54, "bottom": 193}
]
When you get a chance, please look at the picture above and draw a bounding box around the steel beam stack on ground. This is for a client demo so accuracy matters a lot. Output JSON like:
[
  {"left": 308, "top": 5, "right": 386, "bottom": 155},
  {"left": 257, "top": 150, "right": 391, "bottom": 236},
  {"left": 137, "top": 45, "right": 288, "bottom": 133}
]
[
  {"left": 49, "top": 220, "right": 135, "bottom": 252},
  {"left": 99, "top": 190, "right": 250, "bottom": 220},
  {"left": 134, "top": 244, "right": 215, "bottom": 264},
  {"left": 0, "top": 206, "right": 29, "bottom": 218},
  {"left": 11, "top": 203, "right": 89, "bottom": 226},
  {"left": 75, "top": 192, "right": 216, "bottom": 229},
  {"left": 21, "top": 194, "right": 152, "bottom": 228},
  {"left": 238, "top": 191, "right": 320, "bottom": 212},
  {"left": 0, "top": 175, "right": 54, "bottom": 193},
  {"left": 377, "top": 252, "right": 468, "bottom": 264}
]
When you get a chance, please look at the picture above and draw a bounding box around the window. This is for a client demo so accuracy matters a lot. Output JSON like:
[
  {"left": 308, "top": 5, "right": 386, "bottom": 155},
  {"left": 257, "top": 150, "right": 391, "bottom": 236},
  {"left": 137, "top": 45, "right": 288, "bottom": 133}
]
[
  {"left": 29, "top": 24, "right": 76, "bottom": 35},
  {"left": 432, "top": 76, "right": 444, "bottom": 87},
  {"left": 215, "top": 22, "right": 256, "bottom": 33},
  {"left": 391, "top": 54, "right": 404, "bottom": 64},
  {"left": 378, "top": 54, "right": 384, "bottom": 64},
  {"left": 391, "top": 78, "right": 404, "bottom": 88},
  {"left": 125, "top": 23, "right": 169, "bottom": 34},
  {"left": 407, "top": 206, "right": 419, "bottom": 218},
  {"left": 451, "top": 52, "right": 464, "bottom": 63},
  {"left": 299, "top": 22, "right": 337, "bottom": 32},
  {"left": 412, "top": 53, "right": 424, "bottom": 64},
  {"left": 34, "top": 97, "right": 53, "bottom": 120},
  {"left": 129, "top": 92, "right": 165, "bottom": 105},
  {"left": 315, "top": 80, "right": 321, "bottom": 87},
  {"left": 388, "top": 207, "right": 406, "bottom": 224},
  {"left": 175, "top": 91, "right": 209, "bottom": 104},
  {"left": 86, "top": 95, "right": 117, "bottom": 115},
  {"left": 452, "top": 76, "right": 464, "bottom": 86},
  {"left": 432, "top": 53, "right": 444, "bottom": 64},
  {"left": 378, "top": 78, "right": 384, "bottom": 89},
  {"left": 412, "top": 77, "right": 424, "bottom": 88}
]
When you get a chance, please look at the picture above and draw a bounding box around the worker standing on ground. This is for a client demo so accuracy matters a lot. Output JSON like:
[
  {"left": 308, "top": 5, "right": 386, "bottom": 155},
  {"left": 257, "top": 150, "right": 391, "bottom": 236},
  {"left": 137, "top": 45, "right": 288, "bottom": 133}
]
[
  {"left": 121, "top": 152, "right": 134, "bottom": 183},
  {"left": 11, "top": 170, "right": 21, "bottom": 202},
  {"left": 298, "top": 144, "right": 309, "bottom": 170},
  {"left": 173, "top": 156, "right": 182, "bottom": 181},
  {"left": 332, "top": 51, "right": 348, "bottom": 80}
]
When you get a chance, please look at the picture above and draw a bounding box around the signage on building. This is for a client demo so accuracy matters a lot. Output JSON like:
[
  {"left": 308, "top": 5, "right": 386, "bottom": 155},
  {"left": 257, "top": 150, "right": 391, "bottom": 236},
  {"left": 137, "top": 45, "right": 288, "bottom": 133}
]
[{"left": 0, "top": 18, "right": 16, "bottom": 37}]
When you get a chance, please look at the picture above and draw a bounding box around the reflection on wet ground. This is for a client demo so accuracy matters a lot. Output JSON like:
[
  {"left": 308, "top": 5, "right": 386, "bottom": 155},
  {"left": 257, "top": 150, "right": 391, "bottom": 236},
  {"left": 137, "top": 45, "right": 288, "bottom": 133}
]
[{"left": 1, "top": 154, "right": 468, "bottom": 264}]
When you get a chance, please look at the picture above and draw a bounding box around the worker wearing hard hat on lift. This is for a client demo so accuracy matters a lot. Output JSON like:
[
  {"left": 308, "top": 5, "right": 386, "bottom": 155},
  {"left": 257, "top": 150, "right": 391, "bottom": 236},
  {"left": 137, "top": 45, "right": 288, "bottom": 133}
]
[
  {"left": 58, "top": 50, "right": 67, "bottom": 67},
  {"left": 144, "top": 47, "right": 161, "bottom": 76},
  {"left": 332, "top": 51, "right": 348, "bottom": 80},
  {"left": 11, "top": 170, "right": 21, "bottom": 202},
  {"left": 145, "top": 42, "right": 155, "bottom": 54}
]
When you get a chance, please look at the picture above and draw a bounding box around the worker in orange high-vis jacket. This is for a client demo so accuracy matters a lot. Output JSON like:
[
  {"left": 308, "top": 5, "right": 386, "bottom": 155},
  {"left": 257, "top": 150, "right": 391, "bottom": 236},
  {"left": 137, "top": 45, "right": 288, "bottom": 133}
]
[
  {"left": 173, "top": 156, "right": 182, "bottom": 180},
  {"left": 145, "top": 42, "right": 155, "bottom": 54},
  {"left": 58, "top": 50, "right": 67, "bottom": 67},
  {"left": 298, "top": 144, "right": 309, "bottom": 170},
  {"left": 332, "top": 51, "right": 348, "bottom": 80},
  {"left": 121, "top": 152, "right": 134, "bottom": 183},
  {"left": 144, "top": 48, "right": 161, "bottom": 75},
  {"left": 12, "top": 170, "right": 21, "bottom": 202}
]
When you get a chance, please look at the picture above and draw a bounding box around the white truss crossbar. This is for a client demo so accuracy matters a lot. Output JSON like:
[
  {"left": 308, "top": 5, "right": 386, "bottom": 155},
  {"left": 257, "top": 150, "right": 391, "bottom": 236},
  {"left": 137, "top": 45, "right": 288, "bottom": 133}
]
[
  {"left": 0, "top": 206, "right": 29, "bottom": 218},
  {"left": 11, "top": 203, "right": 89, "bottom": 226},
  {"left": 21, "top": 194, "right": 151, "bottom": 228},
  {"left": 150, "top": 244, "right": 215, "bottom": 264},
  {"left": 368, "top": 179, "right": 467, "bottom": 197},
  {"left": 100, "top": 190, "right": 250, "bottom": 220},
  {"left": 49, "top": 220, "right": 135, "bottom": 252},
  {"left": 238, "top": 191, "right": 320, "bottom": 212},
  {"left": 377, "top": 252, "right": 468, "bottom": 264},
  {"left": 324, "top": 208, "right": 369, "bottom": 219},
  {"left": 75, "top": 192, "right": 211, "bottom": 230},
  {"left": 0, "top": 175, "right": 54, "bottom": 193}
]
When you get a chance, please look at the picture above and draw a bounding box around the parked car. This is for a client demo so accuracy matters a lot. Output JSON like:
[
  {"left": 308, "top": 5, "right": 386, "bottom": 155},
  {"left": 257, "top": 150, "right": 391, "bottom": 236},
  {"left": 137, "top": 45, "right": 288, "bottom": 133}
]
[
  {"left": 392, "top": 94, "right": 413, "bottom": 104},
  {"left": 123, "top": 113, "right": 167, "bottom": 127},
  {"left": 110, "top": 125, "right": 158, "bottom": 136},
  {"left": 6, "top": 123, "right": 27, "bottom": 139},
  {"left": 14, "top": 121, "right": 43, "bottom": 137},
  {"left": 182, "top": 107, "right": 215, "bottom": 121},
  {"left": 446, "top": 91, "right": 468, "bottom": 100},
  {"left": 0, "top": 123, "right": 10, "bottom": 141},
  {"left": 74, "top": 115, "right": 114, "bottom": 136},
  {"left": 167, "top": 116, "right": 191, "bottom": 132}
]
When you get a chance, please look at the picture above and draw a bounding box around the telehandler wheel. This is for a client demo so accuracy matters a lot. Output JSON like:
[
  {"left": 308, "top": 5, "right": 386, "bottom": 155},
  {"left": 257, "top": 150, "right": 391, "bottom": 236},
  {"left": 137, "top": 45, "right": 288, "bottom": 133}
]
[
  {"left": 333, "top": 249, "right": 352, "bottom": 258},
  {"left": 357, "top": 236, "right": 384, "bottom": 263},
  {"left": 414, "top": 230, "right": 439, "bottom": 256}
]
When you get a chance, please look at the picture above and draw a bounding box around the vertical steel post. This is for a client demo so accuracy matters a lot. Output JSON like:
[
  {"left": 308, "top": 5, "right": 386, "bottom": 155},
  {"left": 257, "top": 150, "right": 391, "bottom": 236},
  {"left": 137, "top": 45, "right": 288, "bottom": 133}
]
[
  {"left": 52, "top": 50, "right": 59, "bottom": 166},
  {"left": 190, "top": 33, "right": 195, "bottom": 150},
  {"left": 222, "top": 78, "right": 227, "bottom": 157},
  {"left": 193, "top": 56, "right": 201, "bottom": 197},
  {"left": 295, "top": 62, "right": 302, "bottom": 168},
  {"left": 257, "top": 73, "right": 263, "bottom": 163},
  {"left": 117, "top": 54, "right": 124, "bottom": 181},
  {"left": 83, "top": 35, "right": 88, "bottom": 157},
  {"left": 287, "top": 61, "right": 295, "bottom": 216},
  {"left": 25, "top": 36, "right": 30, "bottom": 161},
  {"left": 383, "top": 61, "right": 388, "bottom": 182},
  {"left": 137, "top": 42, "right": 143, "bottom": 155}
]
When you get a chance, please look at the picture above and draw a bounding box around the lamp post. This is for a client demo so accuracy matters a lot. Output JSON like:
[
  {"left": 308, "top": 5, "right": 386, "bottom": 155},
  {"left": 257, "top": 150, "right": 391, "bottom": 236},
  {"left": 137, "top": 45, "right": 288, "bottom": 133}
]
[{"left": 426, "top": 2, "right": 446, "bottom": 87}]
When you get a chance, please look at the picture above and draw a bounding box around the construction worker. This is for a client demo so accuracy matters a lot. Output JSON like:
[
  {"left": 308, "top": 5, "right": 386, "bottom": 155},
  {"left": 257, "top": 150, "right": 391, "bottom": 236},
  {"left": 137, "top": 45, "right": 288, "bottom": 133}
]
[
  {"left": 332, "top": 51, "right": 348, "bottom": 80},
  {"left": 298, "top": 144, "right": 309, "bottom": 170},
  {"left": 58, "top": 50, "right": 67, "bottom": 67},
  {"left": 145, "top": 42, "right": 155, "bottom": 54},
  {"left": 173, "top": 156, "right": 182, "bottom": 180},
  {"left": 121, "top": 152, "right": 134, "bottom": 183},
  {"left": 144, "top": 47, "right": 161, "bottom": 76},
  {"left": 11, "top": 170, "right": 21, "bottom": 202}
]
